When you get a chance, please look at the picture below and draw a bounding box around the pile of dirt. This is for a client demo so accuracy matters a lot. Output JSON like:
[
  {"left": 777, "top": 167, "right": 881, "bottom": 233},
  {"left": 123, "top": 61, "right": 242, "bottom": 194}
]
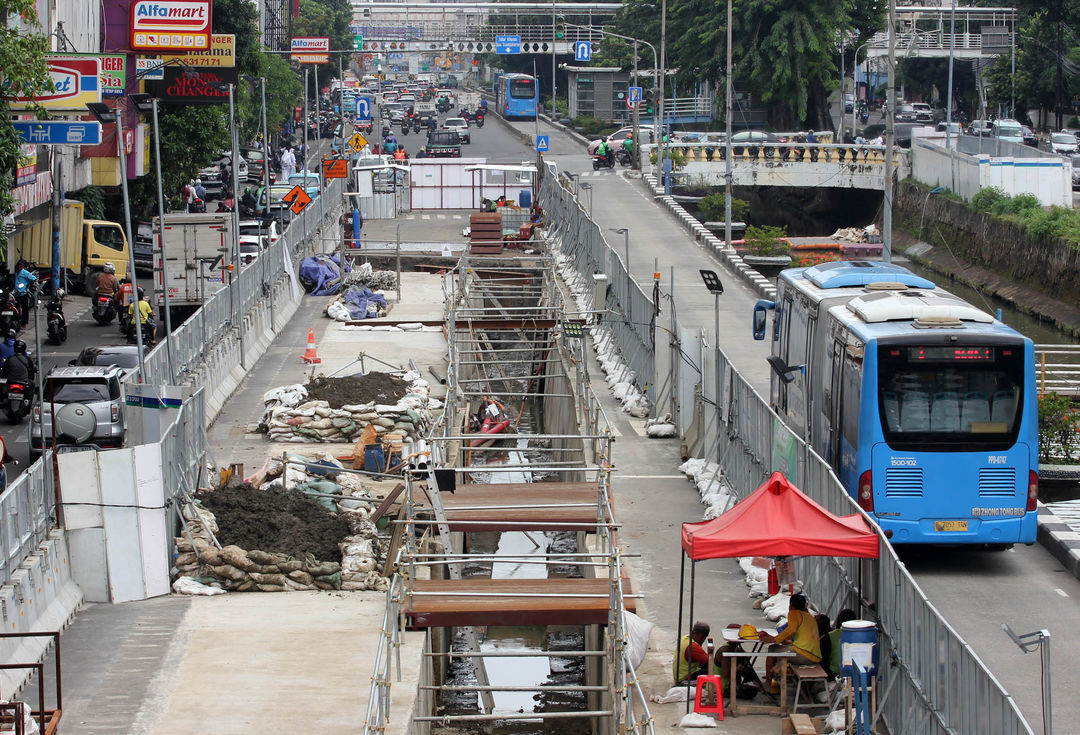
[
  {"left": 200, "top": 483, "right": 352, "bottom": 563},
  {"left": 304, "top": 372, "right": 409, "bottom": 409}
]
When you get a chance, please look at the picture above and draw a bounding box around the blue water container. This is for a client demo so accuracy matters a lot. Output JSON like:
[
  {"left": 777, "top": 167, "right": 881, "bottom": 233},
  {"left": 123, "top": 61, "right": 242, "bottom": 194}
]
[
  {"left": 840, "top": 620, "right": 878, "bottom": 677},
  {"left": 518, "top": 189, "right": 532, "bottom": 208},
  {"left": 363, "top": 445, "right": 385, "bottom": 473}
]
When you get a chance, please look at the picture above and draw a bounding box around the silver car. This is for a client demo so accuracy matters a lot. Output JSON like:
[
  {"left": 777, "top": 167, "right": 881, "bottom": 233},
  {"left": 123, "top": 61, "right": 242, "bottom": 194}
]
[{"left": 30, "top": 365, "right": 127, "bottom": 456}]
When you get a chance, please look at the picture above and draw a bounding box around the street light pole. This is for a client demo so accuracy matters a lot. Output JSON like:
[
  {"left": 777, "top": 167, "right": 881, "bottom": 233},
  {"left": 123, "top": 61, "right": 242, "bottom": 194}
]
[
  {"left": 150, "top": 98, "right": 174, "bottom": 379},
  {"left": 883, "top": 0, "right": 896, "bottom": 263},
  {"left": 659, "top": 0, "right": 668, "bottom": 194},
  {"left": 115, "top": 109, "right": 146, "bottom": 376},
  {"left": 724, "top": 0, "right": 733, "bottom": 250}
]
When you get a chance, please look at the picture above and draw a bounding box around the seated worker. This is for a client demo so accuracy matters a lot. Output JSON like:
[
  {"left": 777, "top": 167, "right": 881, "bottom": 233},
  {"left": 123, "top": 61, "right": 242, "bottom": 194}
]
[
  {"left": 759, "top": 594, "right": 821, "bottom": 693},
  {"left": 825, "top": 608, "right": 857, "bottom": 679},
  {"left": 673, "top": 621, "right": 711, "bottom": 685}
]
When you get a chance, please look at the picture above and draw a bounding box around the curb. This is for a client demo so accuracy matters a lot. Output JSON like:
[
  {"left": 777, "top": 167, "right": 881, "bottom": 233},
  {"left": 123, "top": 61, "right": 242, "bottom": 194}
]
[
  {"left": 1037, "top": 504, "right": 1080, "bottom": 578},
  {"left": 641, "top": 174, "right": 777, "bottom": 300}
]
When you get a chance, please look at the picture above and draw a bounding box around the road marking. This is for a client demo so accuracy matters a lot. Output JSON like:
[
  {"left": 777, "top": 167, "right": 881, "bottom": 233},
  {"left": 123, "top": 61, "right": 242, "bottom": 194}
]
[
  {"left": 436, "top": 214, "right": 446, "bottom": 220},
  {"left": 453, "top": 214, "right": 463, "bottom": 220},
  {"left": 422, "top": 214, "right": 431, "bottom": 220},
  {"left": 1055, "top": 588, "right": 1069, "bottom": 598}
]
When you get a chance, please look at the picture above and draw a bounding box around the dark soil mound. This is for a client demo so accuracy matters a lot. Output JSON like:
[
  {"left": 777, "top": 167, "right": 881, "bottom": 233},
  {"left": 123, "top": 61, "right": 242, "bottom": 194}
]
[
  {"left": 200, "top": 483, "right": 351, "bottom": 563},
  {"left": 305, "top": 372, "right": 409, "bottom": 409}
]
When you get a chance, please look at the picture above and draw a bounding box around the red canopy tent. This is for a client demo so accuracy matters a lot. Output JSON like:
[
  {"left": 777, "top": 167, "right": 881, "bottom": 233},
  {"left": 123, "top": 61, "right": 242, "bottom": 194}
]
[
  {"left": 682, "top": 471, "right": 880, "bottom": 560},
  {"left": 674, "top": 472, "right": 879, "bottom": 710}
]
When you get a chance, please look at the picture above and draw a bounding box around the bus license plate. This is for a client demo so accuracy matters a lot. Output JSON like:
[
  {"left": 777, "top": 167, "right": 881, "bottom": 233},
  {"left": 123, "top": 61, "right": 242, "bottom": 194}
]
[{"left": 934, "top": 521, "right": 968, "bottom": 532}]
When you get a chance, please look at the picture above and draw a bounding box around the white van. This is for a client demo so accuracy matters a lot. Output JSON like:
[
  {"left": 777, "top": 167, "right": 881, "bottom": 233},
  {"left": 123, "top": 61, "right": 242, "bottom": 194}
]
[{"left": 992, "top": 119, "right": 1024, "bottom": 144}]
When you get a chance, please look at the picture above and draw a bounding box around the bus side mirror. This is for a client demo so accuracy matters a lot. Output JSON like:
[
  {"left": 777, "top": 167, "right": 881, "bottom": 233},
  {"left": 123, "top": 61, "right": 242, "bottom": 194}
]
[
  {"left": 752, "top": 300, "right": 774, "bottom": 341},
  {"left": 767, "top": 355, "right": 804, "bottom": 385}
]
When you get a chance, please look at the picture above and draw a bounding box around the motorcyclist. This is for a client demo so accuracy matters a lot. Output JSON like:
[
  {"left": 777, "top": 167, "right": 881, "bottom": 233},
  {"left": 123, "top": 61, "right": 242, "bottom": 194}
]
[
  {"left": 240, "top": 188, "right": 258, "bottom": 217},
  {"left": 479, "top": 97, "right": 487, "bottom": 112},
  {"left": 622, "top": 134, "right": 634, "bottom": 158},
  {"left": 13, "top": 261, "right": 36, "bottom": 327},
  {"left": 116, "top": 277, "right": 134, "bottom": 310},
  {"left": 96, "top": 262, "right": 120, "bottom": 301},
  {"left": 1, "top": 340, "right": 34, "bottom": 384},
  {"left": 383, "top": 135, "right": 397, "bottom": 155},
  {"left": 596, "top": 139, "right": 613, "bottom": 167},
  {"left": 0, "top": 330, "right": 15, "bottom": 365},
  {"left": 128, "top": 287, "right": 156, "bottom": 341},
  {"left": 426, "top": 116, "right": 437, "bottom": 132}
]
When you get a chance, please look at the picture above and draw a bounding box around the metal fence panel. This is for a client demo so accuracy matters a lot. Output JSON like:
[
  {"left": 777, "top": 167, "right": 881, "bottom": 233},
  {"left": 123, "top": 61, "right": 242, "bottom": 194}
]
[{"left": 0, "top": 455, "right": 52, "bottom": 586}]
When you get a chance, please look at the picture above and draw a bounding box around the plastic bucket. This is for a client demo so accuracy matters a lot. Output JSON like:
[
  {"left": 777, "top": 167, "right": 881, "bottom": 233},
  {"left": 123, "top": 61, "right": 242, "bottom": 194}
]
[
  {"left": 364, "top": 445, "right": 385, "bottom": 473},
  {"left": 840, "top": 620, "right": 878, "bottom": 677}
]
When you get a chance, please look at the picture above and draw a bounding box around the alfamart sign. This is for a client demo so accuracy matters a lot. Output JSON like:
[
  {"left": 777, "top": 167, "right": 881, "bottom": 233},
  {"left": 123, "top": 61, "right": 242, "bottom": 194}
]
[{"left": 130, "top": 0, "right": 212, "bottom": 52}]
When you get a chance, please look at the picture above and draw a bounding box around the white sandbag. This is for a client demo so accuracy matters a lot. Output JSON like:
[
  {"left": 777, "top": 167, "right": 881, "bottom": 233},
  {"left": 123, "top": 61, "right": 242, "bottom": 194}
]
[
  {"left": 678, "top": 712, "right": 718, "bottom": 728},
  {"left": 679, "top": 458, "right": 706, "bottom": 477},
  {"left": 623, "top": 610, "right": 654, "bottom": 671},
  {"left": 398, "top": 322, "right": 423, "bottom": 331},
  {"left": 647, "top": 422, "right": 676, "bottom": 438},
  {"left": 172, "top": 577, "right": 226, "bottom": 596},
  {"left": 652, "top": 686, "right": 689, "bottom": 704},
  {"left": 327, "top": 301, "right": 352, "bottom": 321}
]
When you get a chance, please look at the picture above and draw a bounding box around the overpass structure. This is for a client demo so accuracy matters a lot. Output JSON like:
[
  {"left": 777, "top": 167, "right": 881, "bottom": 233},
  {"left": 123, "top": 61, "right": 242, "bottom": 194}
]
[
  {"left": 864, "top": 5, "right": 1017, "bottom": 59},
  {"left": 351, "top": 1, "right": 619, "bottom": 54}
]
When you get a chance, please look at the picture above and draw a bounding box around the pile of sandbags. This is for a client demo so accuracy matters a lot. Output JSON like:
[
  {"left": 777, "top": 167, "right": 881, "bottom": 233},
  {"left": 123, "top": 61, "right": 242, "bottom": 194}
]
[
  {"left": 593, "top": 325, "right": 650, "bottom": 418},
  {"left": 678, "top": 457, "right": 735, "bottom": 519},
  {"left": 172, "top": 482, "right": 389, "bottom": 593},
  {"left": 261, "top": 372, "right": 438, "bottom": 445},
  {"left": 343, "top": 261, "right": 398, "bottom": 291}
]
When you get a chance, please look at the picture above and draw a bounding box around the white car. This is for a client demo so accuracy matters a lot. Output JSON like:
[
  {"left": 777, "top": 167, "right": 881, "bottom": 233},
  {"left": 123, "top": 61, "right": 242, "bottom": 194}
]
[
  {"left": 237, "top": 219, "right": 281, "bottom": 249},
  {"left": 1050, "top": 131, "right": 1079, "bottom": 155},
  {"left": 443, "top": 117, "right": 471, "bottom": 144}
]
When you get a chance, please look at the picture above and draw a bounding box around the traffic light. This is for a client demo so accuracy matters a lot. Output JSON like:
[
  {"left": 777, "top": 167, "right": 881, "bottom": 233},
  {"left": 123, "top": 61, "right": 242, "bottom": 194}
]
[{"left": 643, "top": 89, "right": 655, "bottom": 115}]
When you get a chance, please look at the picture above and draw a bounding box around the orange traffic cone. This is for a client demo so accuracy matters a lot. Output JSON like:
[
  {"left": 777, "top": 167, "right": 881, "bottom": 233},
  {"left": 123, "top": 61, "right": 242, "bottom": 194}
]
[{"left": 301, "top": 327, "right": 321, "bottom": 364}]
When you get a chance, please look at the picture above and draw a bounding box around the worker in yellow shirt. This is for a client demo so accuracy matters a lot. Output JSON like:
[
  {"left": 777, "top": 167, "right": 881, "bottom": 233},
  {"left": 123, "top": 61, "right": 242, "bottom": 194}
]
[{"left": 759, "top": 594, "right": 821, "bottom": 693}]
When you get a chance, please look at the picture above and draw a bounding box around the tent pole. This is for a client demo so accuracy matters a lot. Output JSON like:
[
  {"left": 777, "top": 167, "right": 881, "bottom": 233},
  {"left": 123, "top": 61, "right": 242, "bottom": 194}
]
[
  {"left": 686, "top": 560, "right": 697, "bottom": 711},
  {"left": 676, "top": 551, "right": 686, "bottom": 701}
]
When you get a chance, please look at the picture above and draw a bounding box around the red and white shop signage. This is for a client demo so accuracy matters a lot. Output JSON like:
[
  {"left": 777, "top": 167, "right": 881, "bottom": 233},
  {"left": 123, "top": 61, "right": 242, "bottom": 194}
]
[{"left": 130, "top": 0, "right": 212, "bottom": 52}]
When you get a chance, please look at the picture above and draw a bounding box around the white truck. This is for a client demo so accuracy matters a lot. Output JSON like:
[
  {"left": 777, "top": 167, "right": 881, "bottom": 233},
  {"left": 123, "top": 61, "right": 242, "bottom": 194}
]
[{"left": 152, "top": 213, "right": 236, "bottom": 310}]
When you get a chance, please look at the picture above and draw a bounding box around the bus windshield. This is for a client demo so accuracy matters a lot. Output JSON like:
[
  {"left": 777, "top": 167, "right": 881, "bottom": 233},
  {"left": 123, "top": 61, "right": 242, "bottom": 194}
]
[
  {"left": 877, "top": 342, "right": 1024, "bottom": 447},
  {"left": 510, "top": 79, "right": 535, "bottom": 99}
]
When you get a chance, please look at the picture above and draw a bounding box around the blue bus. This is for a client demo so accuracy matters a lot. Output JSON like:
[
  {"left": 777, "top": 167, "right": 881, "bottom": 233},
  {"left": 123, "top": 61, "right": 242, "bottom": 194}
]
[
  {"left": 752, "top": 261, "right": 1037, "bottom": 546},
  {"left": 494, "top": 73, "right": 538, "bottom": 119}
]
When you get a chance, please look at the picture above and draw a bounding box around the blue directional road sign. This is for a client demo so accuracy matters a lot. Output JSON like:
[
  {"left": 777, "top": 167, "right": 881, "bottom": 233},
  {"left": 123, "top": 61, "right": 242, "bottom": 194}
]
[
  {"left": 13, "top": 121, "right": 101, "bottom": 146},
  {"left": 356, "top": 97, "right": 372, "bottom": 119},
  {"left": 574, "top": 41, "right": 592, "bottom": 62},
  {"left": 536, "top": 135, "right": 550, "bottom": 153},
  {"left": 496, "top": 35, "right": 521, "bottom": 54},
  {"left": 629, "top": 86, "right": 642, "bottom": 103}
]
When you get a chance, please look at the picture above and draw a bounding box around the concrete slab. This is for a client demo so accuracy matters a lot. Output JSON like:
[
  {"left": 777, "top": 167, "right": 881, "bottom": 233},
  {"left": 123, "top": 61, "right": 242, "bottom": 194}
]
[{"left": 138, "top": 591, "right": 423, "bottom": 734}]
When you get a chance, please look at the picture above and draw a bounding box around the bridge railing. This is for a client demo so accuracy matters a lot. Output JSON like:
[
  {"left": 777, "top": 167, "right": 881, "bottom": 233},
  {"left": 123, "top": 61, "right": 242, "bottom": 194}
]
[{"left": 648, "top": 141, "right": 905, "bottom": 167}]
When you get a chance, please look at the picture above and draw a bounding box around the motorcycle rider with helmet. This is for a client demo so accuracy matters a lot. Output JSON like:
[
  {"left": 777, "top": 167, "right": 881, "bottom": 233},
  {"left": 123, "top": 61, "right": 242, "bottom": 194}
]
[
  {"left": 0, "top": 330, "right": 15, "bottom": 367},
  {"left": 96, "top": 262, "right": 120, "bottom": 302},
  {"left": 128, "top": 287, "right": 156, "bottom": 343},
  {"left": 1, "top": 340, "right": 34, "bottom": 384}
]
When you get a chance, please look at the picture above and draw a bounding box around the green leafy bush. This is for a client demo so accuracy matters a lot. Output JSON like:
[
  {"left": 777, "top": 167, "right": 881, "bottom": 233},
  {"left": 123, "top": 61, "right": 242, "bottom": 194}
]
[
  {"left": 1039, "top": 392, "right": 1080, "bottom": 463},
  {"left": 573, "top": 115, "right": 615, "bottom": 137},
  {"left": 968, "top": 188, "right": 1080, "bottom": 247},
  {"left": 700, "top": 194, "right": 750, "bottom": 223},
  {"left": 744, "top": 224, "right": 790, "bottom": 256},
  {"left": 970, "top": 187, "right": 1008, "bottom": 213}
]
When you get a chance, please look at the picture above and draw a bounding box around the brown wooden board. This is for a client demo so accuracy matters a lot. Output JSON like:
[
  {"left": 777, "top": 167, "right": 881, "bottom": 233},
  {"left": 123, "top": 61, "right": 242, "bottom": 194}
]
[
  {"left": 412, "top": 481, "right": 603, "bottom": 531},
  {"left": 406, "top": 577, "right": 634, "bottom": 628}
]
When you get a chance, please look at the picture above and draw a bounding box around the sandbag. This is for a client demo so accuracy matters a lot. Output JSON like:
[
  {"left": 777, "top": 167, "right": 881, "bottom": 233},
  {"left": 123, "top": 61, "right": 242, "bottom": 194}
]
[{"left": 220, "top": 546, "right": 252, "bottom": 571}]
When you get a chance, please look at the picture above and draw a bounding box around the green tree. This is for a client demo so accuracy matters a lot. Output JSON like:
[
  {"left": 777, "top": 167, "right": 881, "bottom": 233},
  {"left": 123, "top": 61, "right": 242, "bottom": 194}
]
[
  {"left": 295, "top": 0, "right": 353, "bottom": 87},
  {"left": 0, "top": 0, "right": 53, "bottom": 232}
]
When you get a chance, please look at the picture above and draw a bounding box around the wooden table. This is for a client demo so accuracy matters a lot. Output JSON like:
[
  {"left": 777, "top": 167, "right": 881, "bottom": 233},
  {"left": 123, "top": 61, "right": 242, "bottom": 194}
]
[{"left": 720, "top": 628, "right": 792, "bottom": 718}]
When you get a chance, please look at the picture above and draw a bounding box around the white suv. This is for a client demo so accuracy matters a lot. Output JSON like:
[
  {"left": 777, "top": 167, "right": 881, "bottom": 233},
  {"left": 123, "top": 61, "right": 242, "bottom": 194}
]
[
  {"left": 30, "top": 365, "right": 127, "bottom": 456},
  {"left": 443, "top": 117, "right": 471, "bottom": 144}
]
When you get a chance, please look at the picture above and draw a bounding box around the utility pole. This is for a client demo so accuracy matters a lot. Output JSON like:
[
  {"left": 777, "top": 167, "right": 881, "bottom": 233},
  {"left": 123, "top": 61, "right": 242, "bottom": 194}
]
[
  {"left": 659, "top": 0, "right": 668, "bottom": 193},
  {"left": 632, "top": 40, "right": 641, "bottom": 169},
  {"left": 883, "top": 0, "right": 896, "bottom": 263},
  {"left": 724, "top": 0, "right": 733, "bottom": 250}
]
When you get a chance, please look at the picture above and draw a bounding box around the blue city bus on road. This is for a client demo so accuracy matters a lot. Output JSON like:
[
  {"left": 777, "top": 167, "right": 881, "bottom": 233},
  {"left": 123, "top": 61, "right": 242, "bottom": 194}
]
[
  {"left": 752, "top": 261, "right": 1038, "bottom": 546},
  {"left": 494, "top": 73, "right": 538, "bottom": 119}
]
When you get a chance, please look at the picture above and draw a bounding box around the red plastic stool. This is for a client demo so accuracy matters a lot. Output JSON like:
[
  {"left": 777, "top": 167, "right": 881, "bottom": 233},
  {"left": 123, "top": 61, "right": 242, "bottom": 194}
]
[{"left": 693, "top": 675, "right": 725, "bottom": 719}]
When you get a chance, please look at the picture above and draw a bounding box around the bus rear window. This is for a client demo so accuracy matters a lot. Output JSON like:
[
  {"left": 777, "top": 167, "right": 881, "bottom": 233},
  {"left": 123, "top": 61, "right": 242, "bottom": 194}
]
[
  {"left": 877, "top": 342, "right": 1024, "bottom": 447},
  {"left": 510, "top": 79, "right": 535, "bottom": 99}
]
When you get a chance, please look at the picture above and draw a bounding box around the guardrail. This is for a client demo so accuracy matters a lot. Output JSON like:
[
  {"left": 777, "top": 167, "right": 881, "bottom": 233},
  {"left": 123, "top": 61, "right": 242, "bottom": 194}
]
[{"left": 0, "top": 454, "right": 53, "bottom": 587}]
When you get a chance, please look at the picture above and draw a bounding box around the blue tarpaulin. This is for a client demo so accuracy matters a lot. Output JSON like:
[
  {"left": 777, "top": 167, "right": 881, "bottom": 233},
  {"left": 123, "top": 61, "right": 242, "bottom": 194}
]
[
  {"left": 342, "top": 285, "right": 386, "bottom": 319},
  {"left": 299, "top": 254, "right": 352, "bottom": 295}
]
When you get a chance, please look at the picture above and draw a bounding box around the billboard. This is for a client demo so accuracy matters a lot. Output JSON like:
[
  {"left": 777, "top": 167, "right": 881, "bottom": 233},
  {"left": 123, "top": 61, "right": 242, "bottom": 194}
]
[
  {"left": 5, "top": 56, "right": 101, "bottom": 110},
  {"left": 146, "top": 67, "right": 237, "bottom": 104},
  {"left": 131, "top": 0, "right": 212, "bottom": 52},
  {"left": 291, "top": 36, "right": 330, "bottom": 64},
  {"left": 160, "top": 34, "right": 235, "bottom": 67}
]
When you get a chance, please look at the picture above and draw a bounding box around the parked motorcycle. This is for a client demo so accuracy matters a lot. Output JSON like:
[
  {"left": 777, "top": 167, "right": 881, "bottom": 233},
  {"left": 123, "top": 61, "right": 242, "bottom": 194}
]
[
  {"left": 45, "top": 290, "right": 66, "bottom": 345},
  {"left": 0, "top": 290, "right": 20, "bottom": 334},
  {"left": 0, "top": 379, "right": 32, "bottom": 424},
  {"left": 92, "top": 293, "right": 116, "bottom": 325}
]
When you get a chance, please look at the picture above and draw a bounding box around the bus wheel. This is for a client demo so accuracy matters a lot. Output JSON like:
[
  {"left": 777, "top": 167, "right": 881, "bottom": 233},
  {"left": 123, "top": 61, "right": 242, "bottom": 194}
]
[{"left": 985, "top": 543, "right": 1013, "bottom": 552}]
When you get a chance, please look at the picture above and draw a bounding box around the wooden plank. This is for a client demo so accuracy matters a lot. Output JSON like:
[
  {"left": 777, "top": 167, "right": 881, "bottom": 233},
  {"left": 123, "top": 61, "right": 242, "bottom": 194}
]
[
  {"left": 382, "top": 504, "right": 407, "bottom": 577},
  {"left": 369, "top": 482, "right": 406, "bottom": 523},
  {"left": 406, "top": 578, "right": 634, "bottom": 628}
]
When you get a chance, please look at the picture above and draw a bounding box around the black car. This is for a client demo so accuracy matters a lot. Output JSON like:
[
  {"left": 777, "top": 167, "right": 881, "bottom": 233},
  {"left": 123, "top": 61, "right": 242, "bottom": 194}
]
[
  {"left": 1021, "top": 125, "right": 1038, "bottom": 147},
  {"left": 69, "top": 345, "right": 147, "bottom": 371}
]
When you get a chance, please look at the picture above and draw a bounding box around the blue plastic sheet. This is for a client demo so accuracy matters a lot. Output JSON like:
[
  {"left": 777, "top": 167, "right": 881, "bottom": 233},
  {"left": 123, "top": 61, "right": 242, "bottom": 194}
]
[
  {"left": 299, "top": 254, "right": 352, "bottom": 295},
  {"left": 342, "top": 286, "right": 387, "bottom": 319}
]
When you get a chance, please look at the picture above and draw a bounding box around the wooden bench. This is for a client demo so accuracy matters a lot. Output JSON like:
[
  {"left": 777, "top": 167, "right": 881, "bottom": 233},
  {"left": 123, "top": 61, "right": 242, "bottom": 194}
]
[{"left": 790, "top": 664, "right": 829, "bottom": 713}]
